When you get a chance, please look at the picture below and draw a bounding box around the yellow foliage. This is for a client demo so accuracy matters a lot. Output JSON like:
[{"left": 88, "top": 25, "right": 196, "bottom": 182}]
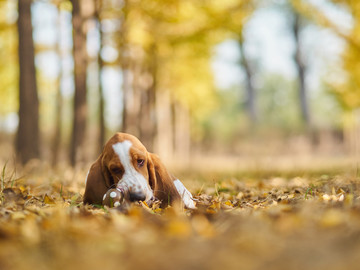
[
  {"left": 0, "top": 7, "right": 18, "bottom": 116},
  {"left": 294, "top": 0, "right": 360, "bottom": 110},
  {"left": 122, "top": 0, "right": 254, "bottom": 126}
]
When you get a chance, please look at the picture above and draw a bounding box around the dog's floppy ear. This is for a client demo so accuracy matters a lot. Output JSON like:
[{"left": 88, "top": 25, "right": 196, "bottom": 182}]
[
  {"left": 83, "top": 154, "right": 114, "bottom": 205},
  {"left": 147, "top": 153, "right": 181, "bottom": 208}
]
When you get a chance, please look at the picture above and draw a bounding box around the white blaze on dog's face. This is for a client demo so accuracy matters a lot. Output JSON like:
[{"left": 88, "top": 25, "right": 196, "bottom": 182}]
[{"left": 111, "top": 140, "right": 154, "bottom": 202}]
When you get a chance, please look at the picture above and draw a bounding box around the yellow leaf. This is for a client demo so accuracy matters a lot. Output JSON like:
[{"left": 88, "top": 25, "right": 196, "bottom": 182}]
[
  {"left": 43, "top": 194, "right": 55, "bottom": 204},
  {"left": 141, "top": 201, "right": 149, "bottom": 208},
  {"left": 153, "top": 208, "right": 162, "bottom": 214},
  {"left": 224, "top": 200, "right": 234, "bottom": 207},
  {"left": 319, "top": 210, "right": 344, "bottom": 228},
  {"left": 191, "top": 215, "right": 215, "bottom": 238},
  {"left": 166, "top": 219, "right": 191, "bottom": 238},
  {"left": 209, "top": 201, "right": 220, "bottom": 210},
  {"left": 19, "top": 185, "right": 28, "bottom": 193},
  {"left": 207, "top": 201, "right": 220, "bottom": 214},
  {"left": 11, "top": 211, "right": 26, "bottom": 220}
]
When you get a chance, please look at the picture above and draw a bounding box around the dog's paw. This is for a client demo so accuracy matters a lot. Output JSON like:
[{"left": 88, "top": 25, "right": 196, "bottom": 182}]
[{"left": 173, "top": 179, "right": 197, "bottom": 209}]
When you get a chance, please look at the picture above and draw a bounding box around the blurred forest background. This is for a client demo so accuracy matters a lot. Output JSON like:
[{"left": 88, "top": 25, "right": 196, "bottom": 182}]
[{"left": 0, "top": 0, "right": 359, "bottom": 170}]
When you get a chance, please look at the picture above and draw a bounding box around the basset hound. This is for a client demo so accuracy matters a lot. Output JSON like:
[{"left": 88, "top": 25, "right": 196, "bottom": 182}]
[{"left": 83, "top": 132, "right": 196, "bottom": 209}]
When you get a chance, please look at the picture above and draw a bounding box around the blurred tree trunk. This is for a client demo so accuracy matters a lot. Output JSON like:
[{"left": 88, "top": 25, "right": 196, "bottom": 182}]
[
  {"left": 122, "top": 63, "right": 141, "bottom": 137},
  {"left": 139, "top": 85, "right": 156, "bottom": 151},
  {"left": 343, "top": 110, "right": 360, "bottom": 157},
  {"left": 52, "top": 81, "right": 62, "bottom": 166},
  {"left": 292, "top": 12, "right": 310, "bottom": 128},
  {"left": 70, "top": 0, "right": 87, "bottom": 166},
  {"left": 121, "top": 66, "right": 130, "bottom": 132},
  {"left": 16, "top": 0, "right": 40, "bottom": 164},
  {"left": 139, "top": 52, "right": 157, "bottom": 152},
  {"left": 173, "top": 102, "right": 190, "bottom": 161},
  {"left": 52, "top": 5, "right": 63, "bottom": 167},
  {"left": 238, "top": 34, "right": 257, "bottom": 129},
  {"left": 119, "top": 0, "right": 132, "bottom": 134},
  {"left": 155, "top": 90, "right": 173, "bottom": 160},
  {"left": 95, "top": 0, "right": 105, "bottom": 151}
]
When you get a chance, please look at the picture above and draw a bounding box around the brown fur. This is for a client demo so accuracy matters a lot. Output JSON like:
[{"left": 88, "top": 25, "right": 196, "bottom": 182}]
[{"left": 83, "top": 133, "right": 181, "bottom": 207}]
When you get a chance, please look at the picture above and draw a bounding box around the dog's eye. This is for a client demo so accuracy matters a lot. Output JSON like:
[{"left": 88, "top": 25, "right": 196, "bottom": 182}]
[{"left": 137, "top": 159, "right": 145, "bottom": 167}]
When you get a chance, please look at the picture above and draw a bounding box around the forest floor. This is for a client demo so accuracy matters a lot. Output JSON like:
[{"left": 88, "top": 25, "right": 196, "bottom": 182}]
[{"left": 1, "top": 161, "right": 360, "bottom": 270}]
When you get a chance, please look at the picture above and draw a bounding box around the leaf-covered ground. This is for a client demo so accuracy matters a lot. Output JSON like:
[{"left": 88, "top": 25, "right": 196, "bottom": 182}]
[{"left": 1, "top": 165, "right": 360, "bottom": 270}]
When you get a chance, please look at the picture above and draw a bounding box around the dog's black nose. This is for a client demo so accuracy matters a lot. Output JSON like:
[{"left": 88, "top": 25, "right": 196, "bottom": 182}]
[{"left": 129, "top": 192, "right": 146, "bottom": 202}]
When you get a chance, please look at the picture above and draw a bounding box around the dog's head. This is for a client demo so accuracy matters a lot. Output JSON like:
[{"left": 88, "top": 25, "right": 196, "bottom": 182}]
[{"left": 83, "top": 133, "right": 181, "bottom": 207}]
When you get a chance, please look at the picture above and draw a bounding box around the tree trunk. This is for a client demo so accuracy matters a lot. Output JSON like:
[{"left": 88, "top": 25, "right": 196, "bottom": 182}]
[
  {"left": 238, "top": 36, "right": 256, "bottom": 129},
  {"left": 154, "top": 90, "right": 173, "bottom": 160},
  {"left": 16, "top": 0, "right": 40, "bottom": 165},
  {"left": 173, "top": 102, "right": 191, "bottom": 162},
  {"left": 98, "top": 49, "right": 105, "bottom": 152},
  {"left": 52, "top": 82, "right": 62, "bottom": 166},
  {"left": 52, "top": 5, "right": 63, "bottom": 167},
  {"left": 70, "top": 0, "right": 87, "bottom": 166},
  {"left": 139, "top": 45, "right": 158, "bottom": 151},
  {"left": 95, "top": 0, "right": 105, "bottom": 152},
  {"left": 292, "top": 12, "right": 310, "bottom": 128},
  {"left": 343, "top": 110, "right": 360, "bottom": 157},
  {"left": 121, "top": 66, "right": 130, "bottom": 132},
  {"left": 122, "top": 65, "right": 141, "bottom": 137},
  {"left": 139, "top": 71, "right": 156, "bottom": 151}
]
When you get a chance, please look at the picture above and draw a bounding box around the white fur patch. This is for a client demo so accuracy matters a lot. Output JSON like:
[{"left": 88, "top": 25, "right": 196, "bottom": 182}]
[
  {"left": 174, "top": 179, "right": 196, "bottom": 209},
  {"left": 112, "top": 140, "right": 153, "bottom": 202}
]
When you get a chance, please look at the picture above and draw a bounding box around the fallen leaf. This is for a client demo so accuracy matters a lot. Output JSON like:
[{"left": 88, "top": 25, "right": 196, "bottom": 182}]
[
  {"left": 319, "top": 210, "right": 344, "bottom": 228},
  {"left": 166, "top": 219, "right": 191, "bottom": 238},
  {"left": 43, "top": 194, "right": 56, "bottom": 204},
  {"left": 191, "top": 215, "right": 215, "bottom": 238}
]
